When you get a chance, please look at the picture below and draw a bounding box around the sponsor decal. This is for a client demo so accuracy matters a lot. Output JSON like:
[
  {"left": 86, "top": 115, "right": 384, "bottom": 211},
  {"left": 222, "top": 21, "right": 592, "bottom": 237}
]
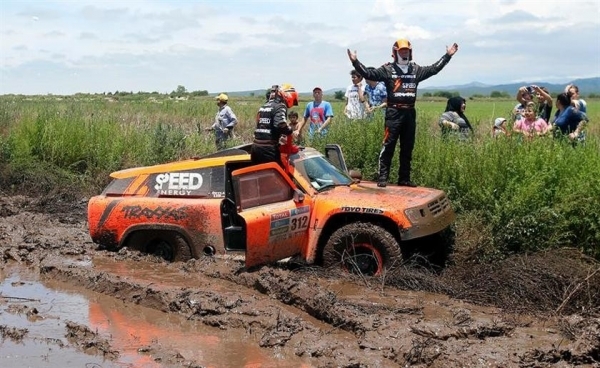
[
  {"left": 271, "top": 210, "right": 290, "bottom": 221},
  {"left": 341, "top": 206, "right": 384, "bottom": 215},
  {"left": 154, "top": 172, "right": 203, "bottom": 196},
  {"left": 271, "top": 218, "right": 290, "bottom": 229},
  {"left": 393, "top": 92, "right": 416, "bottom": 98},
  {"left": 122, "top": 205, "right": 189, "bottom": 220},
  {"left": 268, "top": 205, "right": 310, "bottom": 242}
]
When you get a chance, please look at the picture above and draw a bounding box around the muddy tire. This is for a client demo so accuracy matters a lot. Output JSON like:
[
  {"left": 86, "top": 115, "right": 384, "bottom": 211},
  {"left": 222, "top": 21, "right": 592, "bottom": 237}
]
[
  {"left": 128, "top": 231, "right": 192, "bottom": 262},
  {"left": 322, "top": 222, "right": 402, "bottom": 276}
]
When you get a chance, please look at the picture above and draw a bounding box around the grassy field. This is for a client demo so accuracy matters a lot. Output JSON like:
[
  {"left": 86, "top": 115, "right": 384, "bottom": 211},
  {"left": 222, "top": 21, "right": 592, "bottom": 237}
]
[{"left": 1, "top": 94, "right": 598, "bottom": 260}]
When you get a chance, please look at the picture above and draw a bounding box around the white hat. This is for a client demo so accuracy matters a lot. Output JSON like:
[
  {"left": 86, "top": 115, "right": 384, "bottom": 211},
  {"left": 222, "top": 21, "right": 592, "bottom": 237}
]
[{"left": 494, "top": 117, "right": 506, "bottom": 128}]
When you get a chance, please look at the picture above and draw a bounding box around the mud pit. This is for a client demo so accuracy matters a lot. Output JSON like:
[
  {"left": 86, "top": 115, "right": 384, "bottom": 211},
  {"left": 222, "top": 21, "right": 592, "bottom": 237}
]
[{"left": 1, "top": 194, "right": 599, "bottom": 367}]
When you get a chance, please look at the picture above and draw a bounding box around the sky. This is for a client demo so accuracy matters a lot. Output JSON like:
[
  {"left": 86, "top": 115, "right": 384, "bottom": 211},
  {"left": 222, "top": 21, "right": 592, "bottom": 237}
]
[{"left": 1, "top": 0, "right": 599, "bottom": 95}]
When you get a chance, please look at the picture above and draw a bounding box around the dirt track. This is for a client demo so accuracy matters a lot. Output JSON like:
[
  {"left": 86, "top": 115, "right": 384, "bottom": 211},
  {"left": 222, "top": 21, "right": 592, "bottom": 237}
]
[{"left": 1, "top": 194, "right": 599, "bottom": 367}]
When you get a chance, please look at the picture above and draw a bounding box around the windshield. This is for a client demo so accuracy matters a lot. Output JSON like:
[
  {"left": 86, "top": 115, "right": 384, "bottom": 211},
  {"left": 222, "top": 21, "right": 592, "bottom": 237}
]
[{"left": 291, "top": 154, "right": 353, "bottom": 191}]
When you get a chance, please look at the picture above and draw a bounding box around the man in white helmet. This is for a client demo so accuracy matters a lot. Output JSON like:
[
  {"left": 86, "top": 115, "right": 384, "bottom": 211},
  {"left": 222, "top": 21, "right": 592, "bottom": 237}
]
[{"left": 347, "top": 39, "right": 458, "bottom": 187}]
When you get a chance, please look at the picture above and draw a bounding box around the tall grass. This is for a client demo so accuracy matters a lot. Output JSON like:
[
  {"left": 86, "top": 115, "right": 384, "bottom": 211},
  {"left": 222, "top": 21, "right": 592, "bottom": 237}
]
[{"left": 1, "top": 94, "right": 598, "bottom": 259}]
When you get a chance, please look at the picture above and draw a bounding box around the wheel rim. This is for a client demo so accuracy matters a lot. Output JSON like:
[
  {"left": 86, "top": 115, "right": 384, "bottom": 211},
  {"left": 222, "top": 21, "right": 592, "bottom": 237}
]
[
  {"left": 149, "top": 239, "right": 174, "bottom": 261},
  {"left": 341, "top": 242, "right": 383, "bottom": 276}
]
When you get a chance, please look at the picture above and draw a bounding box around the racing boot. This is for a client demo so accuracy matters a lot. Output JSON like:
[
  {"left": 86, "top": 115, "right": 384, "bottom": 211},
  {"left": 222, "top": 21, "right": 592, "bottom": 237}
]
[{"left": 398, "top": 180, "right": 417, "bottom": 187}]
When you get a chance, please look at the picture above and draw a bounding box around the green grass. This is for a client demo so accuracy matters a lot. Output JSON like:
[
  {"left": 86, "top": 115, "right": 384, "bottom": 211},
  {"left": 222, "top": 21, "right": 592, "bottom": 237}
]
[{"left": 1, "top": 94, "right": 598, "bottom": 260}]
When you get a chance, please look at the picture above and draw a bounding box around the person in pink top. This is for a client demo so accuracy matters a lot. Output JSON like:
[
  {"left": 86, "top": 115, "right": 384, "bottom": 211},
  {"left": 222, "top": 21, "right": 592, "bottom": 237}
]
[{"left": 513, "top": 103, "right": 549, "bottom": 140}]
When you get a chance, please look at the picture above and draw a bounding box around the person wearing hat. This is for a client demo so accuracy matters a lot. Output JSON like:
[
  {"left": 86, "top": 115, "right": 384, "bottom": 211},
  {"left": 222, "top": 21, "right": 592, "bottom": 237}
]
[
  {"left": 492, "top": 117, "right": 509, "bottom": 138},
  {"left": 347, "top": 39, "right": 458, "bottom": 187},
  {"left": 295, "top": 87, "right": 334, "bottom": 139},
  {"left": 206, "top": 93, "right": 238, "bottom": 150},
  {"left": 251, "top": 84, "right": 299, "bottom": 167}
]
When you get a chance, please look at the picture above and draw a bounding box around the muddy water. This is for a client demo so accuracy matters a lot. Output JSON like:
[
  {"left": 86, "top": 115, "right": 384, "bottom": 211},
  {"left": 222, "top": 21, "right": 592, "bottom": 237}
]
[{"left": 0, "top": 266, "right": 313, "bottom": 368}]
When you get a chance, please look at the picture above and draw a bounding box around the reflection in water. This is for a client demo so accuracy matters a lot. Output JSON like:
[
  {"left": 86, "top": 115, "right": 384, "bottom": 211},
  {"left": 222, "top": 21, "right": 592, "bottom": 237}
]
[{"left": 0, "top": 268, "right": 313, "bottom": 368}]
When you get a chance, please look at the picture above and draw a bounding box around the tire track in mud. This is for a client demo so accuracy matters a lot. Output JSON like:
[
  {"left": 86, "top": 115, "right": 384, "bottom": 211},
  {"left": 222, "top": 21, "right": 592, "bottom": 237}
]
[
  {"left": 2, "top": 194, "right": 598, "bottom": 367},
  {"left": 37, "top": 254, "right": 585, "bottom": 367}
]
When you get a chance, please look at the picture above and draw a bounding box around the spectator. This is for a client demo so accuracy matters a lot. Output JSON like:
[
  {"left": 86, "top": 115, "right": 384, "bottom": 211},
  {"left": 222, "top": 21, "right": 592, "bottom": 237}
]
[
  {"left": 279, "top": 111, "right": 300, "bottom": 155},
  {"left": 514, "top": 85, "right": 553, "bottom": 122},
  {"left": 492, "top": 117, "right": 510, "bottom": 138},
  {"left": 344, "top": 70, "right": 367, "bottom": 119},
  {"left": 251, "top": 84, "right": 298, "bottom": 167},
  {"left": 364, "top": 76, "right": 387, "bottom": 117},
  {"left": 565, "top": 84, "right": 587, "bottom": 113},
  {"left": 206, "top": 93, "right": 238, "bottom": 150},
  {"left": 551, "top": 92, "right": 589, "bottom": 144},
  {"left": 295, "top": 87, "right": 334, "bottom": 139},
  {"left": 438, "top": 96, "right": 473, "bottom": 140},
  {"left": 513, "top": 102, "right": 550, "bottom": 140},
  {"left": 347, "top": 39, "right": 459, "bottom": 187}
]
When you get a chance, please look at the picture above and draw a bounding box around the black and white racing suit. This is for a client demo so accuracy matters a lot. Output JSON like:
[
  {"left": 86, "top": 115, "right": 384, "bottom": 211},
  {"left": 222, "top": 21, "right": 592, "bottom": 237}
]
[
  {"left": 352, "top": 54, "right": 452, "bottom": 184},
  {"left": 251, "top": 99, "right": 292, "bottom": 167}
]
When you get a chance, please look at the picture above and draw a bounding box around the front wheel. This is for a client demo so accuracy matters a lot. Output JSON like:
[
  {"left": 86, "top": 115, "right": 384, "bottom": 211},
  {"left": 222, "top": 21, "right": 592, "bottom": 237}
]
[{"left": 322, "top": 222, "right": 402, "bottom": 276}]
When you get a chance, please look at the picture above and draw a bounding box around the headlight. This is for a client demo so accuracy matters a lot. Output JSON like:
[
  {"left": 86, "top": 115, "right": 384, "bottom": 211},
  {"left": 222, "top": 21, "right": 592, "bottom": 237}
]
[{"left": 405, "top": 207, "right": 426, "bottom": 224}]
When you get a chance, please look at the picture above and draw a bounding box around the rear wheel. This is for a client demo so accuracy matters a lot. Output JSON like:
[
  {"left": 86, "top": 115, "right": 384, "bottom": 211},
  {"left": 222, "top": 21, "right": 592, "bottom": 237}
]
[
  {"left": 127, "top": 231, "right": 192, "bottom": 262},
  {"left": 322, "top": 222, "right": 402, "bottom": 276}
]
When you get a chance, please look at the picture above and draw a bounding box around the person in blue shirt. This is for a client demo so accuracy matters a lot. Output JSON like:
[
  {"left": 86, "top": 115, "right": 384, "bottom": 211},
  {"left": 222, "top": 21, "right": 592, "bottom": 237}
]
[
  {"left": 551, "top": 92, "right": 588, "bottom": 144},
  {"left": 364, "top": 77, "right": 387, "bottom": 118},
  {"left": 295, "top": 87, "right": 334, "bottom": 139}
]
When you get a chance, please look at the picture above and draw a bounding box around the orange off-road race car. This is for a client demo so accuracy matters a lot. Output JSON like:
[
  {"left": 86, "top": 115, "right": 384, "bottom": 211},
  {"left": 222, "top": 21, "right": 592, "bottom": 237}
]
[{"left": 88, "top": 144, "right": 455, "bottom": 275}]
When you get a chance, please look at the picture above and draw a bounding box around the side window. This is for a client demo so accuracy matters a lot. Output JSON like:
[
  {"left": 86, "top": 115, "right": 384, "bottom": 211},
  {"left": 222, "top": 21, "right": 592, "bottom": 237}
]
[{"left": 237, "top": 169, "right": 293, "bottom": 210}]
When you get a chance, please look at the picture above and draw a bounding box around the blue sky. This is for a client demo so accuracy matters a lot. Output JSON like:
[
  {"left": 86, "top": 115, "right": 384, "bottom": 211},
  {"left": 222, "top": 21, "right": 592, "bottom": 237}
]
[{"left": 1, "top": 0, "right": 599, "bottom": 95}]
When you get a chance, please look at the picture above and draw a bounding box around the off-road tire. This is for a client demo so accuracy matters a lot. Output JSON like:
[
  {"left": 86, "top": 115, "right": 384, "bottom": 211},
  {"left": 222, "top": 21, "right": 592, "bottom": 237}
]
[
  {"left": 127, "top": 231, "right": 192, "bottom": 262},
  {"left": 322, "top": 222, "right": 402, "bottom": 276}
]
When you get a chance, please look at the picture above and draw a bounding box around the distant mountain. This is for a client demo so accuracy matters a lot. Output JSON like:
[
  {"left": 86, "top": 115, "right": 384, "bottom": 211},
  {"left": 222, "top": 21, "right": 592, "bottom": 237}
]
[
  {"left": 213, "top": 77, "right": 599, "bottom": 98},
  {"left": 419, "top": 77, "right": 600, "bottom": 97}
]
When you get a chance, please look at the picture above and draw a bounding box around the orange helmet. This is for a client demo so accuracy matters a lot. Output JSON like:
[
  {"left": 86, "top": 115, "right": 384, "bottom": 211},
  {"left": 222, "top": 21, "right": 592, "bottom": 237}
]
[
  {"left": 392, "top": 38, "right": 412, "bottom": 61},
  {"left": 273, "top": 83, "right": 298, "bottom": 108}
]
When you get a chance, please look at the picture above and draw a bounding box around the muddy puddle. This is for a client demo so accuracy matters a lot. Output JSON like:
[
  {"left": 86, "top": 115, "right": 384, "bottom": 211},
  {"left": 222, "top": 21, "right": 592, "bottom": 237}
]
[{"left": 0, "top": 266, "right": 313, "bottom": 368}]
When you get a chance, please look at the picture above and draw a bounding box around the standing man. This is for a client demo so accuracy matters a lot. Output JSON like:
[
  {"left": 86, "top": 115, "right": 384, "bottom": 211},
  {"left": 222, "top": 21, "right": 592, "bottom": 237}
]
[
  {"left": 347, "top": 39, "right": 458, "bottom": 187},
  {"left": 295, "top": 87, "right": 334, "bottom": 139},
  {"left": 206, "top": 93, "right": 238, "bottom": 150},
  {"left": 251, "top": 84, "right": 299, "bottom": 167}
]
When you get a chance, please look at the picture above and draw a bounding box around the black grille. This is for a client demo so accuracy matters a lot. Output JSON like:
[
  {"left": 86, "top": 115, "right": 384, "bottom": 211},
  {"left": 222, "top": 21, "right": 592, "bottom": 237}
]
[{"left": 428, "top": 195, "right": 451, "bottom": 216}]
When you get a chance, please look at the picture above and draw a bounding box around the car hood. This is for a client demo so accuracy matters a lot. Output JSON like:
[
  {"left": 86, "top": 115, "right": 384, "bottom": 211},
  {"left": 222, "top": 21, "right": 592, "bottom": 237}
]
[{"left": 314, "top": 182, "right": 446, "bottom": 210}]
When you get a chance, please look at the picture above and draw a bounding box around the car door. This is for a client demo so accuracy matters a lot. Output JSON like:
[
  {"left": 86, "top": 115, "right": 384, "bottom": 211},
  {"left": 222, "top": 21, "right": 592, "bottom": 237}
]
[{"left": 231, "top": 163, "right": 311, "bottom": 269}]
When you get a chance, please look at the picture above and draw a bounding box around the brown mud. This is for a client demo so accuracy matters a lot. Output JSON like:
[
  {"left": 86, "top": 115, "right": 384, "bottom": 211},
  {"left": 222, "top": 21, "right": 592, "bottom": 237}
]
[{"left": 0, "top": 194, "right": 599, "bottom": 367}]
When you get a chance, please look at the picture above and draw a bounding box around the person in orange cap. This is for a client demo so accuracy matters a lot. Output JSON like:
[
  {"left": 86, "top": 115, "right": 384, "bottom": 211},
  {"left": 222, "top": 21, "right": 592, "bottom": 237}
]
[{"left": 347, "top": 39, "right": 458, "bottom": 187}]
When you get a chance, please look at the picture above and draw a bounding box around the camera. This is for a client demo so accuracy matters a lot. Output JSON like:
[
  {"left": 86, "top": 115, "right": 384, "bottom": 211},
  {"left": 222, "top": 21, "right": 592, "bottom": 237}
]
[{"left": 526, "top": 86, "right": 535, "bottom": 94}]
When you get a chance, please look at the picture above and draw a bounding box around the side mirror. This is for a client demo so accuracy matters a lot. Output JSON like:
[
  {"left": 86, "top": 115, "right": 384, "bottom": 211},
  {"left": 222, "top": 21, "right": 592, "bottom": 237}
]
[
  {"left": 349, "top": 169, "right": 362, "bottom": 182},
  {"left": 293, "top": 189, "right": 305, "bottom": 203}
]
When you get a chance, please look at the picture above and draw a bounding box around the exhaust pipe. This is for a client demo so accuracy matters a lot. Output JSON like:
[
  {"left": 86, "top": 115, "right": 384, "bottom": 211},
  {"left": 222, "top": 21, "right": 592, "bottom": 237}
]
[{"left": 203, "top": 246, "right": 216, "bottom": 256}]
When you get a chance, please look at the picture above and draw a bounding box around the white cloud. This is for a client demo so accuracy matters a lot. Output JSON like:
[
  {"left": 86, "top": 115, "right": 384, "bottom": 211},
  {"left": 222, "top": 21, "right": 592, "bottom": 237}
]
[{"left": 0, "top": 0, "right": 598, "bottom": 94}]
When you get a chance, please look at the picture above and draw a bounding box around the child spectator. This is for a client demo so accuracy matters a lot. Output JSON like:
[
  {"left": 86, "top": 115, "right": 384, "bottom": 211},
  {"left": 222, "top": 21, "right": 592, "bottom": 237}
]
[
  {"left": 279, "top": 111, "right": 300, "bottom": 155},
  {"left": 513, "top": 102, "right": 549, "bottom": 140},
  {"left": 492, "top": 117, "right": 509, "bottom": 138}
]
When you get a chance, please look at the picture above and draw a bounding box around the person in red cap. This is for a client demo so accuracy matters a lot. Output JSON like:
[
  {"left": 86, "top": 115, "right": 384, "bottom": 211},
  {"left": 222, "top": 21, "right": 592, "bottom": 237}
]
[
  {"left": 295, "top": 87, "right": 334, "bottom": 139},
  {"left": 347, "top": 39, "right": 458, "bottom": 187}
]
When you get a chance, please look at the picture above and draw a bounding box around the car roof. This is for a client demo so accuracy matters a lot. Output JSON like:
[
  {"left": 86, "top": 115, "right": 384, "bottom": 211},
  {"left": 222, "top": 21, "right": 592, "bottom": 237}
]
[{"left": 110, "top": 152, "right": 251, "bottom": 179}]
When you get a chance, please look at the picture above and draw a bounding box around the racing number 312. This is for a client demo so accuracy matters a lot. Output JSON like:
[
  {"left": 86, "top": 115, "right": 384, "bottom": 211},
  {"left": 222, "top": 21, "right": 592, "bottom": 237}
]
[{"left": 290, "top": 215, "right": 309, "bottom": 231}]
